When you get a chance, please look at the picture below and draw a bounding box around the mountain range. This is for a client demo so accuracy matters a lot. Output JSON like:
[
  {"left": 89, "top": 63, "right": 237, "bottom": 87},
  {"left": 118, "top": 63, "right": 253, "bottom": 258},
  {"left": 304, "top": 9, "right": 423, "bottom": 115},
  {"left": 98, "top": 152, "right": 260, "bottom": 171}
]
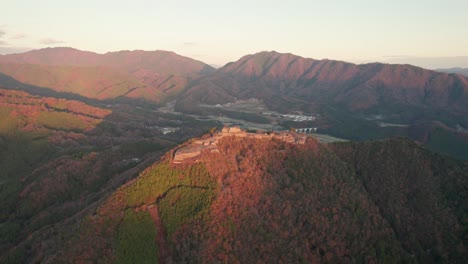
[
  {"left": 176, "top": 51, "right": 468, "bottom": 159},
  {"left": 1, "top": 48, "right": 467, "bottom": 160},
  {"left": 177, "top": 51, "right": 467, "bottom": 124},
  {"left": 0, "top": 47, "right": 214, "bottom": 102},
  {"left": 0, "top": 47, "right": 467, "bottom": 263},
  {"left": 2, "top": 48, "right": 466, "bottom": 118}
]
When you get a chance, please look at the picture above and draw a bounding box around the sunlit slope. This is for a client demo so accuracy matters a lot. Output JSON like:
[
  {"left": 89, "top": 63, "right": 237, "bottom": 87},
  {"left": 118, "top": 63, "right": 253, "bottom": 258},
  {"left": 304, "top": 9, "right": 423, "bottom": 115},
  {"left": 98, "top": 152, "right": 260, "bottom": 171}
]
[
  {"left": 57, "top": 133, "right": 466, "bottom": 263},
  {"left": 0, "top": 47, "right": 215, "bottom": 102}
]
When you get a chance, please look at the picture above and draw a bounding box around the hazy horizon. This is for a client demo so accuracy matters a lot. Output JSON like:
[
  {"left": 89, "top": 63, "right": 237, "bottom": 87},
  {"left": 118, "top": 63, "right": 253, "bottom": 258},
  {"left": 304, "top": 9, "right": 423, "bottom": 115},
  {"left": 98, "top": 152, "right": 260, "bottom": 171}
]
[{"left": 2, "top": 0, "right": 468, "bottom": 68}]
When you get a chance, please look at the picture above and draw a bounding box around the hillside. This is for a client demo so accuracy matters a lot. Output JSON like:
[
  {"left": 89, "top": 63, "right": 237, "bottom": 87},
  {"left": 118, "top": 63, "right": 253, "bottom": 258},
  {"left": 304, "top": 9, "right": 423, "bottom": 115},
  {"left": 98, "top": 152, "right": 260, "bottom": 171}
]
[
  {"left": 177, "top": 51, "right": 467, "bottom": 122},
  {"left": 44, "top": 130, "right": 467, "bottom": 263},
  {"left": 0, "top": 88, "right": 113, "bottom": 263},
  {"left": 175, "top": 51, "right": 468, "bottom": 160},
  {"left": 0, "top": 88, "right": 217, "bottom": 263},
  {"left": 0, "top": 47, "right": 215, "bottom": 102},
  {"left": 0, "top": 64, "right": 149, "bottom": 100}
]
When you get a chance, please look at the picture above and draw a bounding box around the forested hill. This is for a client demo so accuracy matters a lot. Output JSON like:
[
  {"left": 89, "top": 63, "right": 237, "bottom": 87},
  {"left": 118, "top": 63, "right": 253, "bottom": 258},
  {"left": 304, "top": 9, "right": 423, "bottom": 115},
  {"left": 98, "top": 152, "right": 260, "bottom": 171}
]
[
  {"left": 0, "top": 47, "right": 214, "bottom": 102},
  {"left": 176, "top": 51, "right": 468, "bottom": 124},
  {"left": 46, "top": 132, "right": 466, "bottom": 263}
]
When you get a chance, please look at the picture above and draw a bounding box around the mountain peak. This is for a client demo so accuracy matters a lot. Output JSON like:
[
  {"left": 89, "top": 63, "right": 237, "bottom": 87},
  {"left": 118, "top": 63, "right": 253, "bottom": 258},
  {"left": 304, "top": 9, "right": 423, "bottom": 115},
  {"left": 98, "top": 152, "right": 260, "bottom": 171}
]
[
  {"left": 104, "top": 49, "right": 176, "bottom": 56},
  {"left": 220, "top": 51, "right": 313, "bottom": 78},
  {"left": 253, "top": 50, "right": 283, "bottom": 56},
  {"left": 25, "top": 47, "right": 99, "bottom": 57},
  {"left": 245, "top": 50, "right": 304, "bottom": 62},
  {"left": 0, "top": 47, "right": 100, "bottom": 66}
]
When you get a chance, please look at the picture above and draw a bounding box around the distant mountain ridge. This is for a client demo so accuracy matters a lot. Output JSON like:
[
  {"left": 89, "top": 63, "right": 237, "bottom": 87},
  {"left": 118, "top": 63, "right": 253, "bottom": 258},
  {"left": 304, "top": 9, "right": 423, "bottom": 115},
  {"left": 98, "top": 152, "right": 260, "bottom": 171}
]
[
  {"left": 178, "top": 51, "right": 467, "bottom": 114},
  {"left": 177, "top": 51, "right": 468, "bottom": 127},
  {"left": 436, "top": 67, "right": 468, "bottom": 77},
  {"left": 1, "top": 48, "right": 467, "bottom": 159},
  {"left": 174, "top": 51, "right": 468, "bottom": 160},
  {"left": 0, "top": 47, "right": 213, "bottom": 76},
  {"left": 0, "top": 47, "right": 215, "bottom": 102}
]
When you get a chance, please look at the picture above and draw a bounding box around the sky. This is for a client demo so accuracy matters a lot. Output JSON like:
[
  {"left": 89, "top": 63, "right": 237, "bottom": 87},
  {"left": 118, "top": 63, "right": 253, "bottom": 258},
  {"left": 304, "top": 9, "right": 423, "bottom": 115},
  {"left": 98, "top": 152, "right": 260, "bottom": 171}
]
[{"left": 1, "top": 0, "right": 468, "bottom": 68}]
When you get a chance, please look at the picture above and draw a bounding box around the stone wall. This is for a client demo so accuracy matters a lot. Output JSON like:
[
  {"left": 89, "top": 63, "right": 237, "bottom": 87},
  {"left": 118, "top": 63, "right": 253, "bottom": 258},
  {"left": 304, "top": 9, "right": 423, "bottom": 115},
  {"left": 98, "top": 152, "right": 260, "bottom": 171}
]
[{"left": 173, "top": 127, "right": 306, "bottom": 164}]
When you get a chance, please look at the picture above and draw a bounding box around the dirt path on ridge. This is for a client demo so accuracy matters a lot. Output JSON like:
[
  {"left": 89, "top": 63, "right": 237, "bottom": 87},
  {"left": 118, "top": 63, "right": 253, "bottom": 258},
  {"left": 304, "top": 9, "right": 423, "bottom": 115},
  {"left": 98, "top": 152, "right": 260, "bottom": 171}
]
[{"left": 148, "top": 205, "right": 172, "bottom": 263}]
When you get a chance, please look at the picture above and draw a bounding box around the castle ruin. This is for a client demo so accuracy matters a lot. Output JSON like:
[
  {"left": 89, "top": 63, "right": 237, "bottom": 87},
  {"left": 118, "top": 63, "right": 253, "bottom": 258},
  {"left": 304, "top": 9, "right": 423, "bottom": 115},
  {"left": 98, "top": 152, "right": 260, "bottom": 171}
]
[{"left": 172, "top": 127, "right": 306, "bottom": 164}]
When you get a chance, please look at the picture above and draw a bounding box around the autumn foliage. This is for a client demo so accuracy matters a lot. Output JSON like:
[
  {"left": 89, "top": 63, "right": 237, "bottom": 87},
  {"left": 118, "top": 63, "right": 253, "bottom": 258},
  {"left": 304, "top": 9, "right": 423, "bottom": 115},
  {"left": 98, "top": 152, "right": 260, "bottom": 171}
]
[{"left": 58, "top": 135, "right": 467, "bottom": 263}]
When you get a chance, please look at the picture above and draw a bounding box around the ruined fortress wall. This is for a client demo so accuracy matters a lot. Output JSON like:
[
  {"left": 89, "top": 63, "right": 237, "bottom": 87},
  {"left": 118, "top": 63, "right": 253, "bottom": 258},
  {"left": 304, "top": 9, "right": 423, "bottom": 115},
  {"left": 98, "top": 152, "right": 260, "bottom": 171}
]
[{"left": 173, "top": 127, "right": 306, "bottom": 164}]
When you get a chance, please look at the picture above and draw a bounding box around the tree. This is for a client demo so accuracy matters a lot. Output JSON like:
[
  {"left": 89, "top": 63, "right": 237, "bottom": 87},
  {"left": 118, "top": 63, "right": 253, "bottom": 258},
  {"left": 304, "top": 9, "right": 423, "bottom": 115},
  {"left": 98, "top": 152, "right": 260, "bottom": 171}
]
[{"left": 209, "top": 127, "right": 217, "bottom": 136}]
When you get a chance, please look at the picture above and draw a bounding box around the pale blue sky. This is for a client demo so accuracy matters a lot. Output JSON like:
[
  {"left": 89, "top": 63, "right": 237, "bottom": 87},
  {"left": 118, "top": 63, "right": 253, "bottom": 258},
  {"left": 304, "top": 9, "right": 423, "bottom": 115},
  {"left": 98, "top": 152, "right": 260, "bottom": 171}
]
[{"left": 1, "top": 0, "right": 468, "bottom": 68}]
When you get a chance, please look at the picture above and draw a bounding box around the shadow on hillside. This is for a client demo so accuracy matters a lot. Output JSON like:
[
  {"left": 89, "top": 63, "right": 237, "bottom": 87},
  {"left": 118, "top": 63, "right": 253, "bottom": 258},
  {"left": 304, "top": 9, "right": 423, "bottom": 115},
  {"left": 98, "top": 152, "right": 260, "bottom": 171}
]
[{"left": 0, "top": 83, "right": 218, "bottom": 263}]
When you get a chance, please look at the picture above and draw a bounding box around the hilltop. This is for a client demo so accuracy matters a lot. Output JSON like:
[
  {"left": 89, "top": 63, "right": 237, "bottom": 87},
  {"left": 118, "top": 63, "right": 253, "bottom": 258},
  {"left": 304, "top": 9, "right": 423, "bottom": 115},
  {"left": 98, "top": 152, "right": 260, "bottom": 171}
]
[
  {"left": 40, "top": 129, "right": 467, "bottom": 263},
  {"left": 172, "top": 126, "right": 306, "bottom": 164},
  {"left": 175, "top": 51, "right": 468, "bottom": 160}
]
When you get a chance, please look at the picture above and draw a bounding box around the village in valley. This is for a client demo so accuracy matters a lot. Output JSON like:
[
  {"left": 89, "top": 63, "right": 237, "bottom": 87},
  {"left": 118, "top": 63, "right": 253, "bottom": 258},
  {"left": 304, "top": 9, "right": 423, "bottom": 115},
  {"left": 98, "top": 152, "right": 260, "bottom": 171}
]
[{"left": 157, "top": 98, "right": 329, "bottom": 136}]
